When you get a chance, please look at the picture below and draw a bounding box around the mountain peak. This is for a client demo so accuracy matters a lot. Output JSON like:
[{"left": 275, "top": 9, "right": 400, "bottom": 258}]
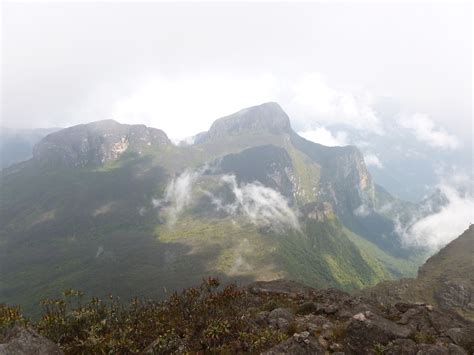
[
  {"left": 199, "top": 102, "right": 292, "bottom": 142},
  {"left": 32, "top": 120, "right": 170, "bottom": 168}
]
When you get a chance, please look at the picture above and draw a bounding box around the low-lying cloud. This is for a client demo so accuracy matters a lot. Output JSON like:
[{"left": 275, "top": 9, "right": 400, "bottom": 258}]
[
  {"left": 153, "top": 169, "right": 300, "bottom": 232},
  {"left": 400, "top": 173, "right": 473, "bottom": 250},
  {"left": 220, "top": 175, "right": 300, "bottom": 232},
  {"left": 153, "top": 169, "right": 201, "bottom": 224},
  {"left": 364, "top": 153, "right": 383, "bottom": 169}
]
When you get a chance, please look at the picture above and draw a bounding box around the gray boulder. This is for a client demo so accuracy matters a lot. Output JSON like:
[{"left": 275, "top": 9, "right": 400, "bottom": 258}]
[{"left": 0, "top": 326, "right": 63, "bottom": 355}]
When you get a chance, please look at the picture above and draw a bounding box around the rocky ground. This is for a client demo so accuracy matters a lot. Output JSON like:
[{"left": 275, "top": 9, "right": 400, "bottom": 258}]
[{"left": 1, "top": 279, "right": 473, "bottom": 354}]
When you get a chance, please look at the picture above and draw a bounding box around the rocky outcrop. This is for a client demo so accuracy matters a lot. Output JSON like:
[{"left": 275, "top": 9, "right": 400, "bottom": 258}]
[
  {"left": 33, "top": 120, "right": 171, "bottom": 168},
  {"left": 363, "top": 225, "right": 474, "bottom": 319},
  {"left": 0, "top": 326, "right": 63, "bottom": 354},
  {"left": 435, "top": 280, "right": 474, "bottom": 311},
  {"left": 247, "top": 280, "right": 474, "bottom": 354}
]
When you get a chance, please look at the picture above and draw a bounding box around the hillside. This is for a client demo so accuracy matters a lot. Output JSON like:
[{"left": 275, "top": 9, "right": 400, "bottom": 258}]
[
  {"left": 0, "top": 103, "right": 424, "bottom": 315},
  {"left": 1, "top": 279, "right": 473, "bottom": 354},
  {"left": 362, "top": 225, "right": 474, "bottom": 319}
]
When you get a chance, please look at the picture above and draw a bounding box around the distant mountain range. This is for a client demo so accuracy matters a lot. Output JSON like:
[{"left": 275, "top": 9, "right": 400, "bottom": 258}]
[{"left": 0, "top": 103, "right": 446, "bottom": 315}]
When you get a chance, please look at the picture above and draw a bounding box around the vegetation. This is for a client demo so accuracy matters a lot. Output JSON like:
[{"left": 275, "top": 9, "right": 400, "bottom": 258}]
[{"left": 0, "top": 278, "right": 290, "bottom": 353}]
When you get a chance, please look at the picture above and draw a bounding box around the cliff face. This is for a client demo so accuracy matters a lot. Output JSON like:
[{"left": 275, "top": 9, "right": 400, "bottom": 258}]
[{"left": 33, "top": 120, "right": 170, "bottom": 167}]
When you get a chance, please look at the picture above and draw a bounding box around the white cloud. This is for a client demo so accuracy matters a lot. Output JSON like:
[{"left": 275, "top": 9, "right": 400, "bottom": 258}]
[
  {"left": 401, "top": 173, "right": 473, "bottom": 250},
  {"left": 153, "top": 169, "right": 300, "bottom": 231},
  {"left": 398, "top": 113, "right": 460, "bottom": 150},
  {"left": 112, "top": 73, "right": 279, "bottom": 142},
  {"left": 298, "top": 127, "right": 348, "bottom": 147},
  {"left": 153, "top": 169, "right": 201, "bottom": 224},
  {"left": 364, "top": 153, "right": 383, "bottom": 169},
  {"left": 211, "top": 175, "right": 301, "bottom": 232},
  {"left": 354, "top": 204, "right": 371, "bottom": 217},
  {"left": 287, "top": 73, "right": 383, "bottom": 134}
]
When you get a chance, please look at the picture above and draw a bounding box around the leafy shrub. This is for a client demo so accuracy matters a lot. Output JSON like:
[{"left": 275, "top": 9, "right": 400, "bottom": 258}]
[
  {"left": 0, "top": 277, "right": 290, "bottom": 353},
  {"left": 0, "top": 304, "right": 28, "bottom": 338}
]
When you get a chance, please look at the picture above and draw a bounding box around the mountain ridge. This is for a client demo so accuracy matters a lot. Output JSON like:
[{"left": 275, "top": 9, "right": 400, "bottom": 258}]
[{"left": 0, "top": 102, "right": 425, "bottom": 316}]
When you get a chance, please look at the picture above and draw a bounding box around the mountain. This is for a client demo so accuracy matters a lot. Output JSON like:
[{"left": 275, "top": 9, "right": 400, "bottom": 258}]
[
  {"left": 363, "top": 225, "right": 474, "bottom": 319},
  {"left": 0, "top": 102, "right": 424, "bottom": 315},
  {"left": 33, "top": 119, "right": 171, "bottom": 167},
  {"left": 0, "top": 127, "right": 60, "bottom": 169},
  {"left": 309, "top": 119, "right": 472, "bottom": 202}
]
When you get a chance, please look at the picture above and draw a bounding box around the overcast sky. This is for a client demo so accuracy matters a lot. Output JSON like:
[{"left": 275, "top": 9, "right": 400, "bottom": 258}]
[{"left": 1, "top": 2, "right": 472, "bottom": 144}]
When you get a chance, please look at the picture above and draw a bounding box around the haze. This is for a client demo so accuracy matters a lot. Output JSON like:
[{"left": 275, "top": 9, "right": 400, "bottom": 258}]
[{"left": 1, "top": 2, "right": 471, "bottom": 145}]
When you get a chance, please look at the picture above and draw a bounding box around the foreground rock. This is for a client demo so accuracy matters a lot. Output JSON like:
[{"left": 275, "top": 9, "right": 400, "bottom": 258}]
[
  {"left": 0, "top": 326, "right": 63, "bottom": 355},
  {"left": 363, "top": 225, "right": 474, "bottom": 320},
  {"left": 247, "top": 280, "right": 474, "bottom": 354}
]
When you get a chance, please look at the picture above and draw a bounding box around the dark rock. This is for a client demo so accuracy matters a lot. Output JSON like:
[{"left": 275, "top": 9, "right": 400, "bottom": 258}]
[
  {"left": 435, "top": 280, "right": 473, "bottom": 311},
  {"left": 416, "top": 344, "right": 450, "bottom": 355},
  {"left": 385, "top": 338, "right": 418, "bottom": 355},
  {"left": 262, "top": 331, "right": 324, "bottom": 355},
  {"left": 444, "top": 327, "right": 474, "bottom": 350},
  {"left": 268, "top": 308, "right": 294, "bottom": 322},
  {"left": 447, "top": 343, "right": 468, "bottom": 355},
  {"left": 296, "top": 302, "right": 319, "bottom": 315},
  {"left": 345, "top": 312, "right": 413, "bottom": 352},
  {"left": 255, "top": 311, "right": 270, "bottom": 326},
  {"left": 0, "top": 326, "right": 63, "bottom": 355},
  {"left": 268, "top": 308, "right": 294, "bottom": 331}
]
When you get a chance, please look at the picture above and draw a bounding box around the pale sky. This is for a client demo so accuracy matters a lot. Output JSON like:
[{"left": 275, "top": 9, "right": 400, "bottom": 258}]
[{"left": 1, "top": 2, "right": 472, "bottom": 144}]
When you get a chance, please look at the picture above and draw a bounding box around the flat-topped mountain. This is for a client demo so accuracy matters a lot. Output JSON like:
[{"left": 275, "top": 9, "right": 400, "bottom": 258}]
[
  {"left": 0, "top": 103, "right": 424, "bottom": 316},
  {"left": 33, "top": 119, "right": 171, "bottom": 168}
]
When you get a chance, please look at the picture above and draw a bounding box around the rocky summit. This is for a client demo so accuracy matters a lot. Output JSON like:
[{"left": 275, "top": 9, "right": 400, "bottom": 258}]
[{"left": 33, "top": 119, "right": 171, "bottom": 167}]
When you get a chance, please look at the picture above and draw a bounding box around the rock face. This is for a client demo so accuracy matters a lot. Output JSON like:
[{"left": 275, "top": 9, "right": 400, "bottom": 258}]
[
  {"left": 247, "top": 280, "right": 474, "bottom": 355},
  {"left": 290, "top": 132, "right": 376, "bottom": 215},
  {"left": 363, "top": 225, "right": 474, "bottom": 319},
  {"left": 199, "top": 102, "right": 292, "bottom": 142},
  {"left": 33, "top": 120, "right": 170, "bottom": 167},
  {"left": 0, "top": 326, "right": 63, "bottom": 355}
]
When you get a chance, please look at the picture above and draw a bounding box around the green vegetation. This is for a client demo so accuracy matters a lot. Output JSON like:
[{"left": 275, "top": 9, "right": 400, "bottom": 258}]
[
  {"left": 0, "top": 116, "right": 425, "bottom": 317},
  {"left": 0, "top": 278, "right": 289, "bottom": 353}
]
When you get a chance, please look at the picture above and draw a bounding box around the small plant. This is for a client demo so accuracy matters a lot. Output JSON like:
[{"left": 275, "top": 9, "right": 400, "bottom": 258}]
[
  {"left": 0, "top": 304, "right": 28, "bottom": 336},
  {"left": 329, "top": 322, "right": 347, "bottom": 341},
  {"left": 373, "top": 342, "right": 389, "bottom": 355},
  {"left": 414, "top": 331, "right": 436, "bottom": 344},
  {"left": 0, "top": 278, "right": 292, "bottom": 353},
  {"left": 262, "top": 299, "right": 280, "bottom": 312}
]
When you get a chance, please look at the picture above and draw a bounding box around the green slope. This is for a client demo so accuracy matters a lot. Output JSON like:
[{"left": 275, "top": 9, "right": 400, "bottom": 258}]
[{"left": 0, "top": 104, "right": 424, "bottom": 315}]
